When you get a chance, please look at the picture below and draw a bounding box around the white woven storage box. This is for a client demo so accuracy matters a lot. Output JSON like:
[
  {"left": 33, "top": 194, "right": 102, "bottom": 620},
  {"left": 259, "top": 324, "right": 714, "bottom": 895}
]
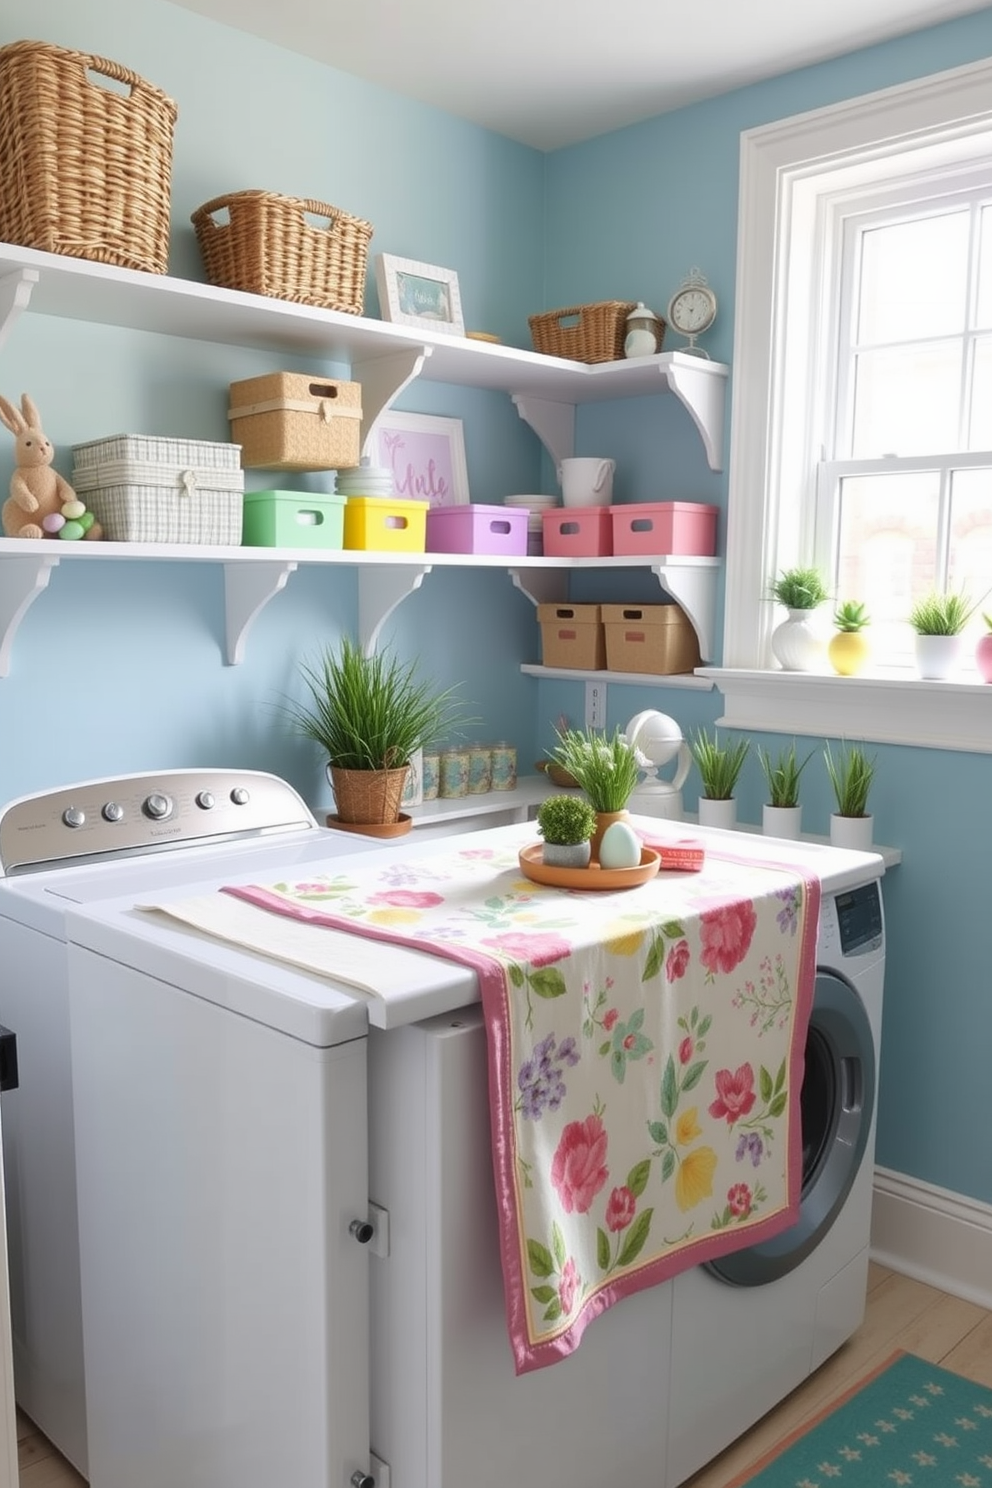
[{"left": 72, "top": 434, "right": 244, "bottom": 544}]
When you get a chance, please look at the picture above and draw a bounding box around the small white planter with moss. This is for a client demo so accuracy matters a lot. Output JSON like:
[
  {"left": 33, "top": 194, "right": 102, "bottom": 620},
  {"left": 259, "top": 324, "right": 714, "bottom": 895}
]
[{"left": 536, "top": 794, "right": 597, "bottom": 869}]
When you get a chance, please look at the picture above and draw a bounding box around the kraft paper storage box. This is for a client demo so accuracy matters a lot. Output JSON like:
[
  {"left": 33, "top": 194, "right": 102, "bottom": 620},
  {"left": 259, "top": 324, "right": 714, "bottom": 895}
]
[
  {"left": 426, "top": 505, "right": 529, "bottom": 556},
  {"left": 71, "top": 434, "right": 244, "bottom": 544},
  {"left": 228, "top": 373, "right": 362, "bottom": 471},
  {"left": 610, "top": 501, "right": 719, "bottom": 557},
  {"left": 343, "top": 495, "right": 428, "bottom": 553},
  {"left": 602, "top": 603, "right": 702, "bottom": 674},
  {"left": 541, "top": 506, "right": 613, "bottom": 558},
  {"left": 241, "top": 490, "right": 346, "bottom": 550},
  {"left": 537, "top": 603, "right": 607, "bottom": 670}
]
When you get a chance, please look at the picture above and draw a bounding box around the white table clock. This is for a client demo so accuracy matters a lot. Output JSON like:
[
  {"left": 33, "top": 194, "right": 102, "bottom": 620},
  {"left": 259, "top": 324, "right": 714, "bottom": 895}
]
[{"left": 667, "top": 268, "right": 717, "bottom": 357}]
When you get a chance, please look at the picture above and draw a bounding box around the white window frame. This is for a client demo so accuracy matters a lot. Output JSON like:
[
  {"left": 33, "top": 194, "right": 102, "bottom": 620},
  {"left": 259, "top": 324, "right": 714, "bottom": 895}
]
[{"left": 703, "top": 55, "right": 992, "bottom": 753}]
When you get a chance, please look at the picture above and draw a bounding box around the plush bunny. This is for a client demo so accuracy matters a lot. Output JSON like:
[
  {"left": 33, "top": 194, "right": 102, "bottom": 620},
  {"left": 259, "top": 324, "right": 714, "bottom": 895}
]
[{"left": 0, "top": 394, "right": 101, "bottom": 540}]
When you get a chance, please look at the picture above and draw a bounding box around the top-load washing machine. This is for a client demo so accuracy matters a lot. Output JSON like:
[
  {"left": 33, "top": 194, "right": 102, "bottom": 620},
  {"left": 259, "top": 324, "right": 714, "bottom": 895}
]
[{"left": 0, "top": 779, "right": 886, "bottom": 1488}]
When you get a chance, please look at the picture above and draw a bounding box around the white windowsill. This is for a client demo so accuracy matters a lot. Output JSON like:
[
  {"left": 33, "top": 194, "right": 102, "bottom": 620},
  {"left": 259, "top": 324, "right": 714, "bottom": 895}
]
[{"left": 699, "top": 667, "right": 992, "bottom": 753}]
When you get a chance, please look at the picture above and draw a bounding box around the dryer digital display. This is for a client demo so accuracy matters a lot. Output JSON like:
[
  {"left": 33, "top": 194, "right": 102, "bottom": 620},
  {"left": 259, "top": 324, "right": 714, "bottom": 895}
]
[{"left": 836, "top": 881, "right": 883, "bottom": 955}]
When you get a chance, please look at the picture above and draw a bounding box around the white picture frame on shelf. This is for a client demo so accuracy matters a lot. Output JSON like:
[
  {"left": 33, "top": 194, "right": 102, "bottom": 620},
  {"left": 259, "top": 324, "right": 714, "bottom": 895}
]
[
  {"left": 375, "top": 253, "right": 465, "bottom": 337},
  {"left": 368, "top": 411, "right": 470, "bottom": 508}
]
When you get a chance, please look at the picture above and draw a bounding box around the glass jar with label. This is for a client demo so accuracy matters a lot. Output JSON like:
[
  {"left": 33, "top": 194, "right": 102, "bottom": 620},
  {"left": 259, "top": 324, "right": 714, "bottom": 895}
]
[
  {"left": 491, "top": 741, "right": 517, "bottom": 791},
  {"left": 439, "top": 747, "right": 470, "bottom": 798},
  {"left": 468, "top": 744, "right": 493, "bottom": 794},
  {"left": 421, "top": 748, "right": 440, "bottom": 801}
]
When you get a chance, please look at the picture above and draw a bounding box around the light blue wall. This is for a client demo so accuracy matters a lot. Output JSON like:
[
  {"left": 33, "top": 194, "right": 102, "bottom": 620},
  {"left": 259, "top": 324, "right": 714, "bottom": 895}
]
[
  {"left": 2, "top": 0, "right": 991, "bottom": 1209},
  {"left": 543, "top": 5, "right": 992, "bottom": 1207}
]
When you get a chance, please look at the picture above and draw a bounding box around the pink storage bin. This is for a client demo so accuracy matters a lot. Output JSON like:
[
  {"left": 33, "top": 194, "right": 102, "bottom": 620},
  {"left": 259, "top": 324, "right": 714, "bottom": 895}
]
[
  {"left": 610, "top": 501, "right": 718, "bottom": 556},
  {"left": 542, "top": 505, "right": 613, "bottom": 558},
  {"left": 426, "top": 504, "right": 529, "bottom": 556}
]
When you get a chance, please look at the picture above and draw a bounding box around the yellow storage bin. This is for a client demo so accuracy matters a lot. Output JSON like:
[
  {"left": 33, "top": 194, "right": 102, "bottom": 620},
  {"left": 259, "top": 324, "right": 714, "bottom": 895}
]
[{"left": 343, "top": 495, "right": 428, "bottom": 553}]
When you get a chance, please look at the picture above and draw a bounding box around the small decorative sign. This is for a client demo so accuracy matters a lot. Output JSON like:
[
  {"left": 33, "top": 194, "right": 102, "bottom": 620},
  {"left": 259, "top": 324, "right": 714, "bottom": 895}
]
[
  {"left": 368, "top": 411, "right": 470, "bottom": 508},
  {"left": 375, "top": 253, "right": 465, "bottom": 337}
]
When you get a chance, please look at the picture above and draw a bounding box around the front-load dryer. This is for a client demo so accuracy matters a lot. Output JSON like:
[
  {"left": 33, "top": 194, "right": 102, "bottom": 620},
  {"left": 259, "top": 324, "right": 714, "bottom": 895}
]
[{"left": 665, "top": 872, "right": 886, "bottom": 1487}]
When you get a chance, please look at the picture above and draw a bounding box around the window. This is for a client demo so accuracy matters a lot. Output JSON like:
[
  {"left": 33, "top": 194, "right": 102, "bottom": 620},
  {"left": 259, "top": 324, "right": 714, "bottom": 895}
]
[{"left": 708, "top": 56, "right": 992, "bottom": 752}]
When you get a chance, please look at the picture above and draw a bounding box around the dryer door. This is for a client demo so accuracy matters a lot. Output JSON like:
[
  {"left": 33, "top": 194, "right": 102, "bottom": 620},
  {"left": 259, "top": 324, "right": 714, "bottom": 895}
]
[{"left": 705, "top": 967, "right": 875, "bottom": 1286}]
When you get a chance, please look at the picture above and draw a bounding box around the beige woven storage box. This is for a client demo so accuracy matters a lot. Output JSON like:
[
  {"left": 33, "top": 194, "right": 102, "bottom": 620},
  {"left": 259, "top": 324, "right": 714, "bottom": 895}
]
[
  {"left": 528, "top": 301, "right": 637, "bottom": 364},
  {"left": 537, "top": 603, "right": 606, "bottom": 669},
  {"left": 0, "top": 39, "right": 177, "bottom": 274},
  {"left": 192, "top": 190, "right": 373, "bottom": 314},
  {"left": 601, "top": 603, "right": 701, "bottom": 674},
  {"left": 228, "top": 373, "right": 362, "bottom": 471},
  {"left": 72, "top": 434, "right": 244, "bottom": 544}
]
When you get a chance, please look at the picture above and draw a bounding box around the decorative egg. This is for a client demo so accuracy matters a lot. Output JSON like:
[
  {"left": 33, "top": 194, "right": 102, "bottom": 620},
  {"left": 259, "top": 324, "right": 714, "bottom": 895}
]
[
  {"left": 42, "top": 512, "right": 65, "bottom": 533},
  {"left": 61, "top": 500, "right": 86, "bottom": 520},
  {"left": 598, "top": 820, "right": 641, "bottom": 870}
]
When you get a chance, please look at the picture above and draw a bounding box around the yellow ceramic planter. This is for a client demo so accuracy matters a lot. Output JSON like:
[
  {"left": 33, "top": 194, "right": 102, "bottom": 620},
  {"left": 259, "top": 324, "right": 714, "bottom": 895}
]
[{"left": 828, "top": 630, "right": 871, "bottom": 676}]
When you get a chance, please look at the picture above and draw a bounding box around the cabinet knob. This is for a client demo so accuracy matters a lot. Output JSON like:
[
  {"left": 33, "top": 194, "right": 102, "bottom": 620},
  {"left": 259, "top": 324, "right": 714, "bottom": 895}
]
[
  {"left": 349, "top": 1218, "right": 374, "bottom": 1245},
  {"left": 350, "top": 1471, "right": 375, "bottom": 1488}
]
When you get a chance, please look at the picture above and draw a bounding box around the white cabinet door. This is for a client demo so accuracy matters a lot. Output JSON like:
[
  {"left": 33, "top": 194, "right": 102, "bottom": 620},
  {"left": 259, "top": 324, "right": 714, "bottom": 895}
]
[{"left": 0, "top": 1099, "right": 18, "bottom": 1488}]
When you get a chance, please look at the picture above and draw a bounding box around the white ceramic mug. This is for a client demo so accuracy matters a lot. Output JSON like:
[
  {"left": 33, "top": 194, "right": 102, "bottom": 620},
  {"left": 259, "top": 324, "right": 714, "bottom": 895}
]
[{"left": 557, "top": 456, "right": 615, "bottom": 507}]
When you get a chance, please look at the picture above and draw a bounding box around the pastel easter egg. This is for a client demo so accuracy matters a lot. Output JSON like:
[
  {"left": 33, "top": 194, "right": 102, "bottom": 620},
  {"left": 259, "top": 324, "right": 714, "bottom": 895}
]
[
  {"left": 61, "top": 500, "right": 86, "bottom": 520},
  {"left": 42, "top": 512, "right": 65, "bottom": 533},
  {"left": 58, "top": 520, "right": 85, "bottom": 541},
  {"left": 598, "top": 820, "right": 641, "bottom": 870}
]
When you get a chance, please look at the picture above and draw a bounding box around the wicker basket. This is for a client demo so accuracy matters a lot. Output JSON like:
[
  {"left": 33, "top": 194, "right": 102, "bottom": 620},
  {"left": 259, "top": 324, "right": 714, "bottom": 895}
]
[
  {"left": 528, "top": 301, "right": 638, "bottom": 364},
  {"left": 228, "top": 372, "right": 362, "bottom": 470},
  {"left": 0, "top": 39, "right": 177, "bottom": 274},
  {"left": 329, "top": 765, "right": 408, "bottom": 825},
  {"left": 191, "top": 190, "right": 373, "bottom": 314}
]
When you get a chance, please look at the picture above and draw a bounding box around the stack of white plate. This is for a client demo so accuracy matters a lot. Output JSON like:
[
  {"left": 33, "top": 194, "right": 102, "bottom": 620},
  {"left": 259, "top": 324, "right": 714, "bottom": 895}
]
[
  {"left": 504, "top": 494, "right": 558, "bottom": 555},
  {"left": 335, "top": 464, "right": 395, "bottom": 497}
]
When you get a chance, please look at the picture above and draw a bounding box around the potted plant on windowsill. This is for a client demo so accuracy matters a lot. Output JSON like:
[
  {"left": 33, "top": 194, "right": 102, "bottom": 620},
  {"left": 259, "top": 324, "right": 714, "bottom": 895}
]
[
  {"left": 548, "top": 725, "right": 641, "bottom": 861},
  {"left": 768, "top": 566, "right": 830, "bottom": 672},
  {"left": 824, "top": 740, "right": 877, "bottom": 850},
  {"left": 535, "top": 794, "right": 597, "bottom": 868},
  {"left": 689, "top": 727, "right": 750, "bottom": 830},
  {"left": 828, "top": 600, "right": 871, "bottom": 677},
  {"left": 908, "top": 589, "right": 980, "bottom": 680},
  {"left": 284, "top": 636, "right": 471, "bottom": 835},
  {"left": 757, "top": 739, "right": 814, "bottom": 839}
]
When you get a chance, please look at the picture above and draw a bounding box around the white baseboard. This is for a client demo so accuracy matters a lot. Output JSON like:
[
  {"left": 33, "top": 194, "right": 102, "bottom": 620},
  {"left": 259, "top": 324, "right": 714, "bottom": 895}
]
[{"left": 871, "top": 1166, "right": 992, "bottom": 1311}]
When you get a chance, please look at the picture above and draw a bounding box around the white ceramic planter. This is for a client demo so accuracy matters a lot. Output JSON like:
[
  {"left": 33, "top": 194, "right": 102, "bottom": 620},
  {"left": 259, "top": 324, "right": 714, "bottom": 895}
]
[
  {"left": 697, "top": 797, "right": 737, "bottom": 830},
  {"left": 829, "top": 813, "right": 874, "bottom": 851},
  {"left": 771, "top": 609, "right": 826, "bottom": 672},
  {"left": 762, "top": 803, "right": 803, "bottom": 839},
  {"left": 542, "top": 841, "right": 592, "bottom": 868},
  {"left": 914, "top": 634, "right": 963, "bottom": 680}
]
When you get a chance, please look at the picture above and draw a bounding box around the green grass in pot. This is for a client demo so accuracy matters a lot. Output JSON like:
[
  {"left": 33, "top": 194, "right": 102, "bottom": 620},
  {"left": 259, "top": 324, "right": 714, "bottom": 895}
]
[
  {"left": 548, "top": 726, "right": 640, "bottom": 813},
  {"left": 536, "top": 794, "right": 597, "bottom": 846},
  {"left": 824, "top": 740, "right": 876, "bottom": 819},
  {"left": 768, "top": 566, "right": 830, "bottom": 610},
  {"left": 689, "top": 727, "right": 750, "bottom": 801},
  {"left": 908, "top": 589, "right": 979, "bottom": 635},
  {"left": 284, "top": 636, "right": 470, "bottom": 771},
  {"left": 757, "top": 740, "right": 814, "bottom": 808}
]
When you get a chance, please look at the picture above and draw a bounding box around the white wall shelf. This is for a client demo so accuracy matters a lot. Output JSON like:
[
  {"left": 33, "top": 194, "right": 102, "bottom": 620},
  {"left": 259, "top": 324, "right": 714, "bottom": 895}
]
[
  {"left": 0, "top": 543, "right": 720, "bottom": 676},
  {"left": 521, "top": 664, "right": 715, "bottom": 690},
  {"left": 0, "top": 246, "right": 729, "bottom": 469}
]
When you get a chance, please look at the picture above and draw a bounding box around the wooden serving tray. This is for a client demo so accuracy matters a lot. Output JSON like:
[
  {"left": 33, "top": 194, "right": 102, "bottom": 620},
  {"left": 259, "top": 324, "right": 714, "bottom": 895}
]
[{"left": 518, "top": 842, "right": 660, "bottom": 890}]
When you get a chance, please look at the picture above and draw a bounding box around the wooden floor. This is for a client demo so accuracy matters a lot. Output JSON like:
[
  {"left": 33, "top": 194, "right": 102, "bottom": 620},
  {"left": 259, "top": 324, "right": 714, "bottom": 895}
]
[{"left": 15, "top": 1263, "right": 992, "bottom": 1487}]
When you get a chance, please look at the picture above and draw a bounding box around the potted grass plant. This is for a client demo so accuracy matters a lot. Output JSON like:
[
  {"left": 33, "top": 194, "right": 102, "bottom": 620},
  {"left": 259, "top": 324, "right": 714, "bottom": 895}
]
[
  {"left": 285, "top": 636, "right": 471, "bottom": 833},
  {"left": 535, "top": 794, "right": 597, "bottom": 867},
  {"left": 689, "top": 727, "right": 750, "bottom": 829},
  {"left": 768, "top": 565, "right": 830, "bottom": 672},
  {"left": 908, "top": 589, "right": 980, "bottom": 680},
  {"left": 757, "top": 739, "right": 814, "bottom": 839},
  {"left": 548, "top": 725, "right": 641, "bottom": 858},
  {"left": 828, "top": 600, "right": 871, "bottom": 677},
  {"left": 824, "top": 740, "right": 877, "bottom": 850}
]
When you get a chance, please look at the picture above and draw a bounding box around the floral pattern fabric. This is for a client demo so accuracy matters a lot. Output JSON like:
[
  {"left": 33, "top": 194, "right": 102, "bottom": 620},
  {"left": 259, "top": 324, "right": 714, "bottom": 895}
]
[{"left": 224, "top": 837, "right": 819, "bottom": 1374}]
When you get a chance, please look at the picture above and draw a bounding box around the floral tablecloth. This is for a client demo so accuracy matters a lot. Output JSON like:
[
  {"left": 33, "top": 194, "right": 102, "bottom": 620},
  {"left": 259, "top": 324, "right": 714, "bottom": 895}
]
[{"left": 218, "top": 835, "right": 820, "bottom": 1374}]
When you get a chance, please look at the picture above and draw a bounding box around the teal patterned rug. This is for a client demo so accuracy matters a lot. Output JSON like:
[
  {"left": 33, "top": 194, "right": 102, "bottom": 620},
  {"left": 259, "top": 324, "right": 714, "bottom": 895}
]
[{"left": 732, "top": 1352, "right": 992, "bottom": 1487}]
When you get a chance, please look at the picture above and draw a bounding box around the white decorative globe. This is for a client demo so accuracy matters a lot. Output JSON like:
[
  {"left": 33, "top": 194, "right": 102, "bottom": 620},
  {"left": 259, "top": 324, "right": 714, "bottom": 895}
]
[{"left": 625, "top": 709, "right": 684, "bottom": 770}]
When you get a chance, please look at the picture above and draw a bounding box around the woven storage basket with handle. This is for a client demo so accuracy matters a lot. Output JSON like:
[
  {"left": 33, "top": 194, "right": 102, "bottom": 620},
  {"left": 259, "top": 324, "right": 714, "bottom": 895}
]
[
  {"left": 0, "top": 39, "right": 177, "bottom": 274},
  {"left": 528, "top": 301, "right": 637, "bottom": 364},
  {"left": 192, "top": 190, "right": 373, "bottom": 314}
]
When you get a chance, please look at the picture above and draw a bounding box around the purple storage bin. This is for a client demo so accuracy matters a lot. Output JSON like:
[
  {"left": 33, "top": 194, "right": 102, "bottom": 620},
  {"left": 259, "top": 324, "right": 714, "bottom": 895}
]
[{"left": 426, "top": 504, "right": 529, "bottom": 556}]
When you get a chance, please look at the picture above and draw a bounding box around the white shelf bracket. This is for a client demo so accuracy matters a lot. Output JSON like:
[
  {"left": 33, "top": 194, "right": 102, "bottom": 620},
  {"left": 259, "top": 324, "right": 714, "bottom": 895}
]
[
  {"left": 650, "top": 563, "right": 719, "bottom": 663},
  {"left": 510, "top": 394, "right": 575, "bottom": 469},
  {"left": 0, "top": 268, "right": 38, "bottom": 357},
  {"left": 507, "top": 567, "right": 569, "bottom": 607},
  {"left": 664, "top": 360, "right": 726, "bottom": 472},
  {"left": 223, "top": 561, "right": 297, "bottom": 665},
  {"left": 0, "top": 553, "right": 59, "bottom": 677},
  {"left": 358, "top": 565, "right": 431, "bottom": 654},
  {"left": 356, "top": 347, "right": 433, "bottom": 459}
]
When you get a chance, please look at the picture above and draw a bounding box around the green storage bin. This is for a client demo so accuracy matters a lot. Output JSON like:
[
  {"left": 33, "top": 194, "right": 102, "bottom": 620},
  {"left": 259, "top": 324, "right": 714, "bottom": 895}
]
[{"left": 242, "top": 489, "right": 346, "bottom": 549}]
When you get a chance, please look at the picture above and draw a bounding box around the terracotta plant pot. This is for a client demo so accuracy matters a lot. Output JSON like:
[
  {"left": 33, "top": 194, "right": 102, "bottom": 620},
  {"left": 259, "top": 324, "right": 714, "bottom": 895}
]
[
  {"left": 590, "top": 809, "right": 631, "bottom": 861},
  {"left": 329, "top": 764, "right": 409, "bottom": 824}
]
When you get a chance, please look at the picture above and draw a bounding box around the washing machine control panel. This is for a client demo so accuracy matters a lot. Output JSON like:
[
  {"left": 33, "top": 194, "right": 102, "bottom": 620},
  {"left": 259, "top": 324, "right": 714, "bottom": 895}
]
[
  {"left": 820, "top": 880, "right": 883, "bottom": 959},
  {"left": 0, "top": 770, "right": 319, "bottom": 875}
]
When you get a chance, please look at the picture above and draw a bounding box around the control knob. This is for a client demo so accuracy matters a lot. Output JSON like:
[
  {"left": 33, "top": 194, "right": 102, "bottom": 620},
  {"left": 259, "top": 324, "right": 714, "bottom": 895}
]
[
  {"left": 143, "top": 793, "right": 173, "bottom": 821},
  {"left": 102, "top": 802, "right": 125, "bottom": 823},
  {"left": 62, "top": 807, "right": 85, "bottom": 829},
  {"left": 230, "top": 787, "right": 250, "bottom": 806}
]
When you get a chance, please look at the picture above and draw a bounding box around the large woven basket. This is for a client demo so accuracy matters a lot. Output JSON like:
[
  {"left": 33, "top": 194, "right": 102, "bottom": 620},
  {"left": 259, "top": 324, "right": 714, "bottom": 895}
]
[
  {"left": 192, "top": 190, "right": 373, "bottom": 315},
  {"left": 529, "top": 300, "right": 638, "bottom": 364},
  {"left": 0, "top": 39, "right": 177, "bottom": 274},
  {"left": 329, "top": 765, "right": 408, "bottom": 825}
]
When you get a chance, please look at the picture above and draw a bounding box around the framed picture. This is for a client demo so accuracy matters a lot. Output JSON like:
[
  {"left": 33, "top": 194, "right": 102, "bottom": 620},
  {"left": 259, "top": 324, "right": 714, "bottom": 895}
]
[
  {"left": 375, "top": 253, "right": 465, "bottom": 337},
  {"left": 369, "top": 412, "right": 470, "bottom": 508}
]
